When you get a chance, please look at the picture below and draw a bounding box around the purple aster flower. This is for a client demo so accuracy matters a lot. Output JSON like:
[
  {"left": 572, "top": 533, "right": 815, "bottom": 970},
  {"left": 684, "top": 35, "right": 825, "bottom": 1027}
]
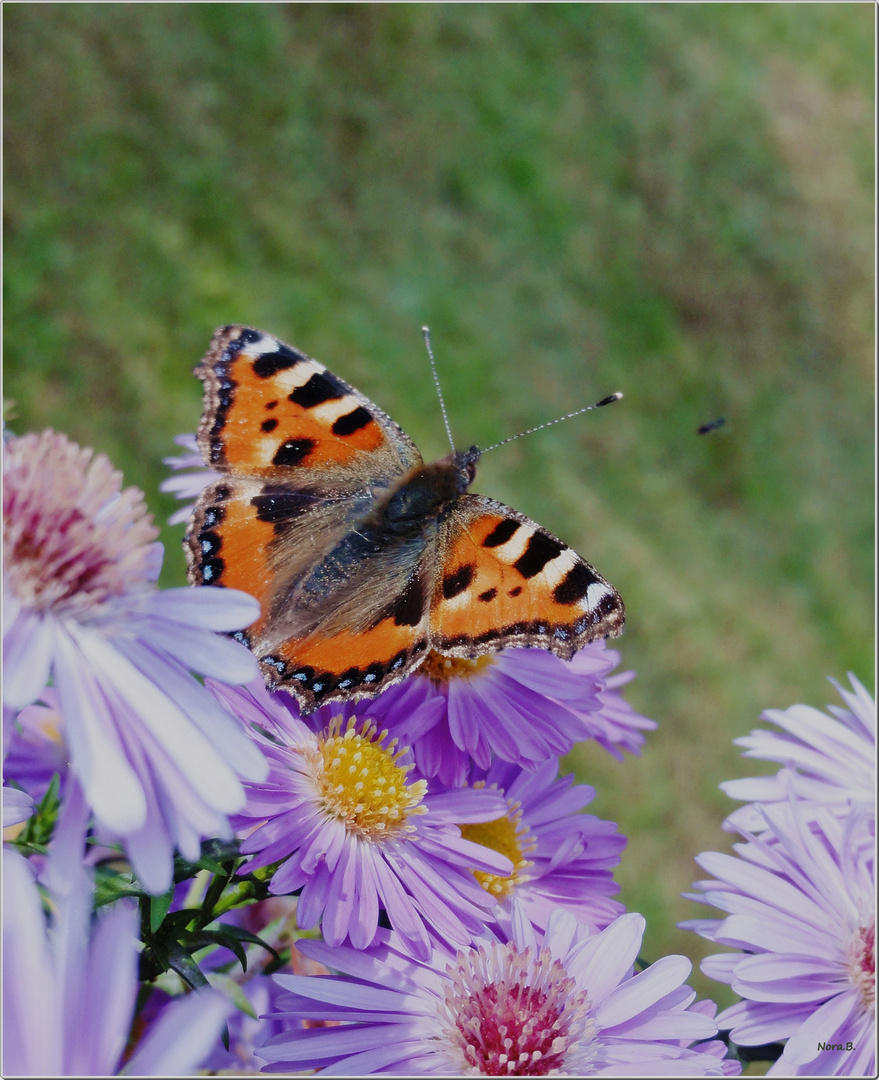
[
  {"left": 3, "top": 689, "right": 69, "bottom": 802},
  {"left": 1, "top": 847, "right": 233, "bottom": 1075},
  {"left": 360, "top": 642, "right": 655, "bottom": 786},
  {"left": 2, "top": 783, "right": 33, "bottom": 830},
  {"left": 259, "top": 904, "right": 734, "bottom": 1075},
  {"left": 160, "top": 432, "right": 219, "bottom": 525},
  {"left": 455, "top": 756, "right": 626, "bottom": 932},
  {"left": 3, "top": 697, "right": 37, "bottom": 831},
  {"left": 2, "top": 429, "right": 268, "bottom": 892},
  {"left": 721, "top": 675, "right": 875, "bottom": 844},
  {"left": 211, "top": 676, "right": 515, "bottom": 960},
  {"left": 682, "top": 794, "right": 875, "bottom": 1076}
]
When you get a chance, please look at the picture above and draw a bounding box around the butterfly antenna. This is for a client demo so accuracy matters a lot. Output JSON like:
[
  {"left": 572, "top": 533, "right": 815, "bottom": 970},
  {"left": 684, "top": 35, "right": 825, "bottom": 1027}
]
[
  {"left": 480, "top": 392, "right": 623, "bottom": 455},
  {"left": 422, "top": 326, "right": 456, "bottom": 452}
]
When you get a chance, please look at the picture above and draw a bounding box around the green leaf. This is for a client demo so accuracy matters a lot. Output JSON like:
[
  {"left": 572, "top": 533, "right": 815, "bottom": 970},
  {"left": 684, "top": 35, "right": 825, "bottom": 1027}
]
[
  {"left": 167, "top": 945, "right": 211, "bottom": 992},
  {"left": 210, "top": 924, "right": 282, "bottom": 964},
  {"left": 149, "top": 885, "right": 176, "bottom": 934},
  {"left": 93, "top": 867, "right": 148, "bottom": 908},
  {"left": 162, "top": 908, "right": 201, "bottom": 934},
  {"left": 13, "top": 773, "right": 61, "bottom": 850},
  {"left": 187, "top": 930, "right": 247, "bottom": 971},
  {"left": 171, "top": 838, "right": 241, "bottom": 884},
  {"left": 190, "top": 853, "right": 228, "bottom": 877}
]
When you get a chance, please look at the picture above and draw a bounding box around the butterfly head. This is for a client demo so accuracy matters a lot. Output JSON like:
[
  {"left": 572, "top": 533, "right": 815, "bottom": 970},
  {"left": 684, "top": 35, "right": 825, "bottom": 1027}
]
[{"left": 449, "top": 445, "right": 481, "bottom": 492}]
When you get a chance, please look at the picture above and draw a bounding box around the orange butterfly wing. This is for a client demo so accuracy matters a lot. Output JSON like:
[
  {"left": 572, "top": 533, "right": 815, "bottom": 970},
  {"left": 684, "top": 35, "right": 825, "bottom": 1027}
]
[
  {"left": 430, "top": 496, "right": 624, "bottom": 659},
  {"left": 192, "top": 325, "right": 420, "bottom": 484},
  {"left": 186, "top": 326, "right": 431, "bottom": 711}
]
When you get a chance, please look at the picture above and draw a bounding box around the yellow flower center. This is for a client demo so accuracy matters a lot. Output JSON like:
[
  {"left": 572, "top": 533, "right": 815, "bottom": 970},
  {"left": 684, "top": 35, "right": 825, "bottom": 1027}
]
[
  {"left": 420, "top": 650, "right": 495, "bottom": 683},
  {"left": 306, "top": 716, "right": 427, "bottom": 840},
  {"left": 2, "top": 821, "right": 27, "bottom": 844},
  {"left": 34, "top": 707, "right": 64, "bottom": 745},
  {"left": 460, "top": 800, "right": 534, "bottom": 898}
]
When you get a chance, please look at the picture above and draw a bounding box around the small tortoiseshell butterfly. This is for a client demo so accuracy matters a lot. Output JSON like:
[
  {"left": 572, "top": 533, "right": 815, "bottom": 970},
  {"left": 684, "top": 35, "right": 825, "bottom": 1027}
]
[{"left": 186, "top": 326, "right": 625, "bottom": 713}]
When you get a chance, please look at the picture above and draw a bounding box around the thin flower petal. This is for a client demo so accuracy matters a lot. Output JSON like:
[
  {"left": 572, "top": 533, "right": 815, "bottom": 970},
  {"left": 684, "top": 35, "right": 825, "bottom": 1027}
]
[
  {"left": 123, "top": 990, "right": 233, "bottom": 1076},
  {"left": 2, "top": 609, "right": 53, "bottom": 709},
  {"left": 144, "top": 586, "right": 260, "bottom": 631}
]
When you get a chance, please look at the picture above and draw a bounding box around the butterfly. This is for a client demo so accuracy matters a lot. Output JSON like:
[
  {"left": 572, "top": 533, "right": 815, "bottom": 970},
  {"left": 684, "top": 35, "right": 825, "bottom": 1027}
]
[{"left": 185, "top": 326, "right": 625, "bottom": 713}]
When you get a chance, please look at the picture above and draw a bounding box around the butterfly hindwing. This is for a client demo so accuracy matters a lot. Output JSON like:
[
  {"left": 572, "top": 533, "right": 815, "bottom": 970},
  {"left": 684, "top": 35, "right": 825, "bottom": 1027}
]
[
  {"left": 251, "top": 599, "right": 432, "bottom": 713},
  {"left": 186, "top": 472, "right": 434, "bottom": 713},
  {"left": 186, "top": 475, "right": 365, "bottom": 644}
]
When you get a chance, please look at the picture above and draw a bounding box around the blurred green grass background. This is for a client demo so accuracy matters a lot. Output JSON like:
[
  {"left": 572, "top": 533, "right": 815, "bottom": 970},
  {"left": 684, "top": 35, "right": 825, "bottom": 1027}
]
[{"left": 4, "top": 3, "right": 874, "bottom": 1012}]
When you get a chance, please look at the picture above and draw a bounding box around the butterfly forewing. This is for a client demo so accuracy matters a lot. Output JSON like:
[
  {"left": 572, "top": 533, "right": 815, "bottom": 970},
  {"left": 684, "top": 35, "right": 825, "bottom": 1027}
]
[
  {"left": 194, "top": 325, "right": 421, "bottom": 486},
  {"left": 430, "top": 496, "right": 624, "bottom": 659}
]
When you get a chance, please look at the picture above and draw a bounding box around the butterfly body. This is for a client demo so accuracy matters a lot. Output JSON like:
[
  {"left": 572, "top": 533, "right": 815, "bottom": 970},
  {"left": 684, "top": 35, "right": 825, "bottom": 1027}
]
[
  {"left": 361, "top": 447, "right": 479, "bottom": 538},
  {"left": 186, "top": 326, "right": 624, "bottom": 713}
]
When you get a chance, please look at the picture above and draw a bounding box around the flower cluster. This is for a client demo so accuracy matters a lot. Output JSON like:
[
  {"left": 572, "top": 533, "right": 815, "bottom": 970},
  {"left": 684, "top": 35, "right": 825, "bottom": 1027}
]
[
  {"left": 682, "top": 676, "right": 876, "bottom": 1076},
  {"left": 4, "top": 421, "right": 870, "bottom": 1076}
]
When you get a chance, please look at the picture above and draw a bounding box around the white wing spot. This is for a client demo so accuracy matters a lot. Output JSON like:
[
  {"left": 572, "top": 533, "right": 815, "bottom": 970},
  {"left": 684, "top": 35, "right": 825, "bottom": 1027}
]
[
  {"left": 585, "top": 582, "right": 612, "bottom": 610},
  {"left": 241, "top": 333, "right": 279, "bottom": 356},
  {"left": 270, "top": 360, "right": 326, "bottom": 394},
  {"left": 310, "top": 394, "right": 363, "bottom": 426},
  {"left": 491, "top": 524, "right": 534, "bottom": 564},
  {"left": 536, "top": 546, "right": 578, "bottom": 588}
]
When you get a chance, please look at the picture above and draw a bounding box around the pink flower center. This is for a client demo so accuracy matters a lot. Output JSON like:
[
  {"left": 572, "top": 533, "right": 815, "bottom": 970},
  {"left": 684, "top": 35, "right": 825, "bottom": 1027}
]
[
  {"left": 436, "top": 942, "right": 597, "bottom": 1075},
  {"left": 3, "top": 430, "right": 158, "bottom": 619},
  {"left": 849, "top": 915, "right": 875, "bottom": 1016}
]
